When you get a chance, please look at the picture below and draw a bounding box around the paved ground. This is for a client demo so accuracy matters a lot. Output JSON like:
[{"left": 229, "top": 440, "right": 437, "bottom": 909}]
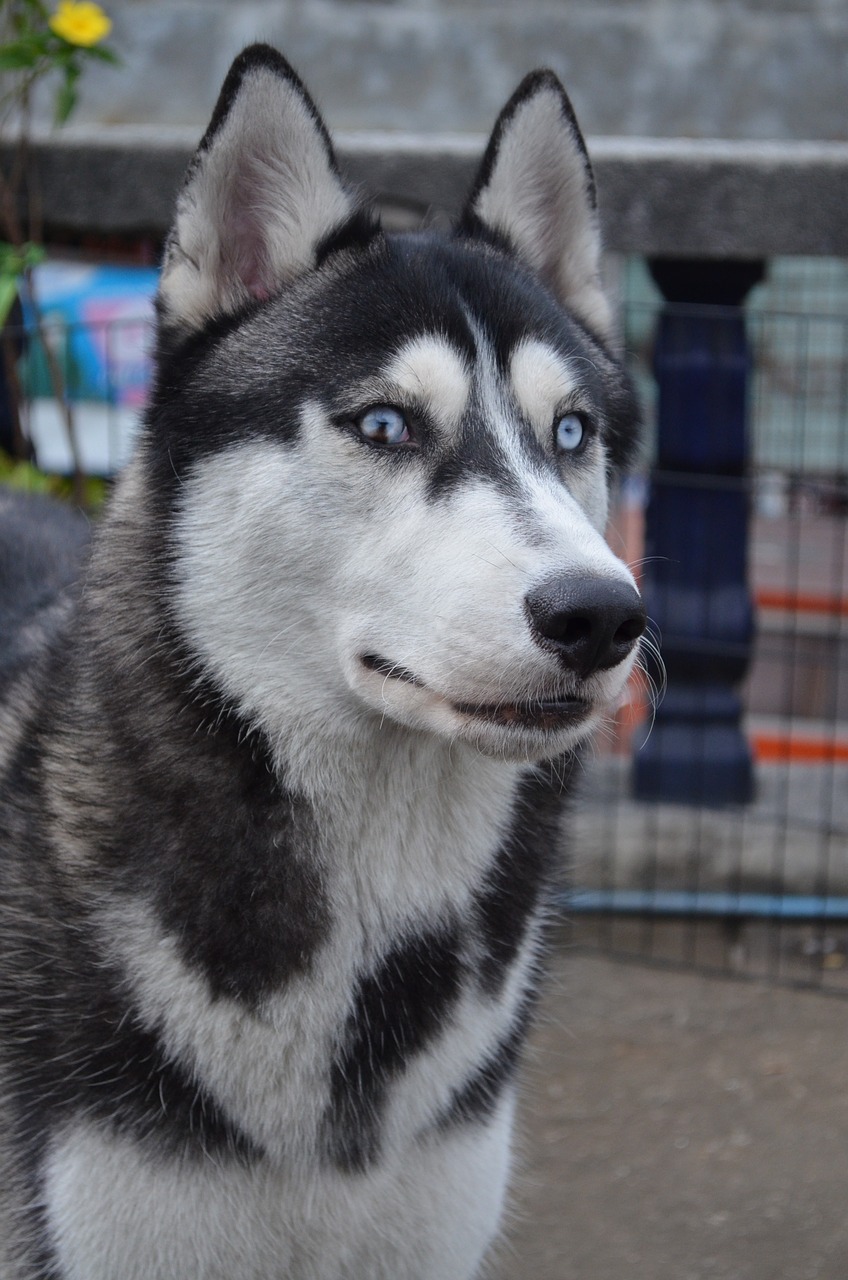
[{"left": 490, "top": 934, "right": 847, "bottom": 1280}]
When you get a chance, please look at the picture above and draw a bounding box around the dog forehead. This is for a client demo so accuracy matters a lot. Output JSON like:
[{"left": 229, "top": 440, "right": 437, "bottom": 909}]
[
  {"left": 380, "top": 335, "right": 471, "bottom": 431},
  {"left": 509, "top": 339, "right": 582, "bottom": 424},
  {"left": 374, "top": 332, "right": 579, "bottom": 452}
]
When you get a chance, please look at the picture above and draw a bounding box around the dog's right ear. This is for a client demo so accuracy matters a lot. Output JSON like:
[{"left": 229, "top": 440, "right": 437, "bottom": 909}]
[
  {"left": 460, "top": 71, "right": 612, "bottom": 340},
  {"left": 159, "top": 45, "right": 362, "bottom": 332}
]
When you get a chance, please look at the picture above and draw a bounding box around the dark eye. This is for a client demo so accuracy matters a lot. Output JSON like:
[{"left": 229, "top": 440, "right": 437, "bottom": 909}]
[
  {"left": 555, "top": 412, "right": 586, "bottom": 454},
  {"left": 357, "top": 405, "right": 410, "bottom": 446}
]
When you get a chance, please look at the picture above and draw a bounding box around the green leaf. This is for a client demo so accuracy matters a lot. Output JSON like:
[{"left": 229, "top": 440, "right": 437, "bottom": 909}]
[
  {"left": 21, "top": 0, "right": 51, "bottom": 22},
  {"left": 0, "top": 41, "right": 41, "bottom": 70},
  {"left": 0, "top": 240, "right": 47, "bottom": 322},
  {"left": 0, "top": 278, "right": 19, "bottom": 329},
  {"left": 0, "top": 242, "right": 21, "bottom": 272},
  {"left": 84, "top": 46, "right": 121, "bottom": 66},
  {"left": 54, "top": 76, "right": 78, "bottom": 125},
  {"left": 0, "top": 241, "right": 45, "bottom": 276},
  {"left": 9, "top": 1, "right": 48, "bottom": 38},
  {"left": 0, "top": 455, "right": 54, "bottom": 496},
  {"left": 21, "top": 242, "right": 46, "bottom": 269}
]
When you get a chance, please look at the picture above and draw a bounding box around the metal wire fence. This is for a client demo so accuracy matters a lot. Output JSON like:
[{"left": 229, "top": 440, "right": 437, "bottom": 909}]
[
  {"left": 2, "top": 257, "right": 847, "bottom": 992},
  {"left": 567, "top": 259, "right": 848, "bottom": 994}
]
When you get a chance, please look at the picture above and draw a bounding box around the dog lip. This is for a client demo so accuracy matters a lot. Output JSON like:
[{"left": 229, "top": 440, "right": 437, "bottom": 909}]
[
  {"left": 360, "top": 653, "right": 425, "bottom": 686},
  {"left": 451, "top": 698, "right": 590, "bottom": 731},
  {"left": 361, "top": 655, "right": 590, "bottom": 731}
]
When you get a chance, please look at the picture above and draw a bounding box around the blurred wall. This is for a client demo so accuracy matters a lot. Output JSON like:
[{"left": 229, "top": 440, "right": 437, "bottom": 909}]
[{"left": 31, "top": 0, "right": 848, "bottom": 140}]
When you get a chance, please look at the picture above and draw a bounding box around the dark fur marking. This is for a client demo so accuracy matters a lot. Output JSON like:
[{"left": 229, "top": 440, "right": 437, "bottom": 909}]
[
  {"left": 315, "top": 208, "right": 384, "bottom": 267},
  {"left": 0, "top": 719, "right": 258, "bottom": 1170},
  {"left": 152, "top": 785, "right": 329, "bottom": 1004},
  {"left": 10, "top": 981, "right": 253, "bottom": 1162},
  {"left": 437, "top": 1001, "right": 533, "bottom": 1130},
  {"left": 327, "top": 925, "right": 465, "bottom": 1171},
  {"left": 452, "top": 214, "right": 514, "bottom": 260},
  {"left": 475, "top": 761, "right": 574, "bottom": 995},
  {"left": 424, "top": 390, "right": 558, "bottom": 504},
  {"left": 0, "top": 501, "right": 331, "bottom": 1010},
  {"left": 95, "top": 633, "right": 331, "bottom": 1005},
  {"left": 0, "top": 831, "right": 257, "bottom": 1272},
  {"left": 425, "top": 431, "right": 523, "bottom": 503}
]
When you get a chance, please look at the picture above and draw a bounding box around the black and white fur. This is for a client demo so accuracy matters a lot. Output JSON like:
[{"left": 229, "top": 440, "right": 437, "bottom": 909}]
[{"left": 0, "top": 46, "right": 644, "bottom": 1279}]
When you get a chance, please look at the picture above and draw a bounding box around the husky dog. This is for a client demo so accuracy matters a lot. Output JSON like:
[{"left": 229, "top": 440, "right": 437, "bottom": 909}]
[{"left": 0, "top": 44, "right": 644, "bottom": 1280}]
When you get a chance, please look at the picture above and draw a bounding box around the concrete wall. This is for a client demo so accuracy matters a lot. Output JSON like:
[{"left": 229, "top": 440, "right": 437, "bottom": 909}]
[{"left": 34, "top": 0, "right": 848, "bottom": 140}]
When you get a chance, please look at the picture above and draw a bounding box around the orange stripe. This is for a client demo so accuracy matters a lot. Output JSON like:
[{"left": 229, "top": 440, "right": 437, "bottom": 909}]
[
  {"left": 752, "top": 734, "right": 848, "bottom": 763},
  {"left": 756, "top": 589, "right": 848, "bottom": 616}
]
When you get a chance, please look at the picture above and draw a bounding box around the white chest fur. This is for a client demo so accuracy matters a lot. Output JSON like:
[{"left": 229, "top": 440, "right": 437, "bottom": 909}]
[
  {"left": 99, "top": 741, "right": 530, "bottom": 1154},
  {"left": 44, "top": 1096, "right": 515, "bottom": 1280},
  {"left": 55, "top": 747, "right": 537, "bottom": 1279}
]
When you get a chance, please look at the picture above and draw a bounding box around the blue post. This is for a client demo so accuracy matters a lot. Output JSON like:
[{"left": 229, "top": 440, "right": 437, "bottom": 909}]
[{"left": 633, "top": 260, "right": 764, "bottom": 806}]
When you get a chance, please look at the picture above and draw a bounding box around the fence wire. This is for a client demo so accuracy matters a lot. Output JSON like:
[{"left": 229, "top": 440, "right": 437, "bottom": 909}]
[
  {"left": 2, "top": 258, "right": 847, "bottom": 992},
  {"left": 568, "top": 261, "right": 848, "bottom": 994}
]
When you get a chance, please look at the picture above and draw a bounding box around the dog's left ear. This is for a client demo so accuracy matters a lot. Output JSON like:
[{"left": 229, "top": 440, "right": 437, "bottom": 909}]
[
  {"left": 159, "top": 44, "right": 364, "bottom": 332},
  {"left": 461, "top": 71, "right": 611, "bottom": 340}
]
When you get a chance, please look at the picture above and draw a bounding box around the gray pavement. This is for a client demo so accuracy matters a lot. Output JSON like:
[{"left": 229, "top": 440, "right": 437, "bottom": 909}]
[{"left": 491, "top": 935, "right": 847, "bottom": 1280}]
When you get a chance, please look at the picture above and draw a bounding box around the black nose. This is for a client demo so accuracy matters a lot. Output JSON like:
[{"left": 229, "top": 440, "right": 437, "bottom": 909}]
[{"left": 525, "top": 574, "right": 646, "bottom": 677}]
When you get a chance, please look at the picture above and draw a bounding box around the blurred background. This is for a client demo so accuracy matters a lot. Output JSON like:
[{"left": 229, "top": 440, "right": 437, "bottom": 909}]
[
  {"left": 4, "top": 0, "right": 847, "bottom": 989},
  {"left": 2, "top": 5, "right": 848, "bottom": 1274},
  {"left": 20, "top": 0, "right": 848, "bottom": 140}
]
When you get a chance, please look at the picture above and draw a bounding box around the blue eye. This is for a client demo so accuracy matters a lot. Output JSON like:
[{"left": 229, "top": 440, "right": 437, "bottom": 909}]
[
  {"left": 556, "top": 413, "right": 585, "bottom": 453},
  {"left": 357, "top": 406, "right": 410, "bottom": 446}
]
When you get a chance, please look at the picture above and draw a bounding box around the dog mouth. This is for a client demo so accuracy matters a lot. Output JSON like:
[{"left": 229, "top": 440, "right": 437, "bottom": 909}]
[
  {"left": 361, "top": 654, "right": 426, "bottom": 687},
  {"left": 360, "top": 654, "right": 590, "bottom": 731},
  {"left": 450, "top": 697, "right": 589, "bottom": 730}
]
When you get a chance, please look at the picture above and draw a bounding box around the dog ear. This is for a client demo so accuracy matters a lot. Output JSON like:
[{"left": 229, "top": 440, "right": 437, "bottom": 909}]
[
  {"left": 159, "top": 44, "right": 360, "bottom": 331},
  {"left": 460, "top": 71, "right": 611, "bottom": 340}
]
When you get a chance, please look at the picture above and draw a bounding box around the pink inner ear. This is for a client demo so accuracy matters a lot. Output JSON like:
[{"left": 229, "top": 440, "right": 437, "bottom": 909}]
[
  {"left": 226, "top": 229, "right": 275, "bottom": 302},
  {"left": 245, "top": 277, "right": 272, "bottom": 302},
  {"left": 235, "top": 234, "right": 276, "bottom": 300},
  {"left": 226, "top": 165, "right": 277, "bottom": 301}
]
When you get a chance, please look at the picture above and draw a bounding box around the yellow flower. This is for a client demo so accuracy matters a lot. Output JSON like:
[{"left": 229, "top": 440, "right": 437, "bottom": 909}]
[{"left": 49, "top": 1, "right": 112, "bottom": 47}]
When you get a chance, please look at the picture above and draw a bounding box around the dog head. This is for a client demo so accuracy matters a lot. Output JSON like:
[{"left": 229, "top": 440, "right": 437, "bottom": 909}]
[{"left": 150, "top": 44, "right": 644, "bottom": 765}]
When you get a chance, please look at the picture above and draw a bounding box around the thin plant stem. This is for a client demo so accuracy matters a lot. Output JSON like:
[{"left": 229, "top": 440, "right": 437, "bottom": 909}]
[{"left": 0, "top": 72, "right": 85, "bottom": 504}]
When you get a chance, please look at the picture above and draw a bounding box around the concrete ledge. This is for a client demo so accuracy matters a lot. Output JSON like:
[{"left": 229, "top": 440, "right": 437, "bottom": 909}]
[{"left": 4, "top": 127, "right": 848, "bottom": 257}]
